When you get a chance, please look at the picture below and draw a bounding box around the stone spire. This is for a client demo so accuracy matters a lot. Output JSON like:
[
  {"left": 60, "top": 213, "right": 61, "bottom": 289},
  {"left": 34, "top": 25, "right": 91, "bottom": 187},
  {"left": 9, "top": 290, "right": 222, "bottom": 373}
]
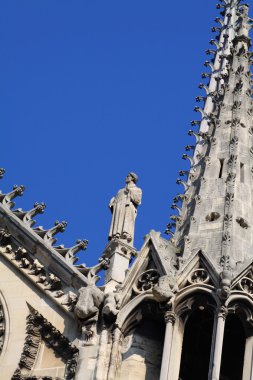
[{"left": 167, "top": 0, "right": 253, "bottom": 271}]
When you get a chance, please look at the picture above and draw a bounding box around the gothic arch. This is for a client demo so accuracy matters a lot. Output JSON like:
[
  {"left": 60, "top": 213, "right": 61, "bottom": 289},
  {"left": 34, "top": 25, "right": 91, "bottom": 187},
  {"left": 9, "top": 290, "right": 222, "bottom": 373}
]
[
  {"left": 225, "top": 293, "right": 253, "bottom": 311},
  {"left": 116, "top": 293, "right": 156, "bottom": 329},
  {"left": 118, "top": 300, "right": 165, "bottom": 380},
  {"left": 167, "top": 292, "right": 217, "bottom": 380},
  {"left": 174, "top": 287, "right": 218, "bottom": 317}
]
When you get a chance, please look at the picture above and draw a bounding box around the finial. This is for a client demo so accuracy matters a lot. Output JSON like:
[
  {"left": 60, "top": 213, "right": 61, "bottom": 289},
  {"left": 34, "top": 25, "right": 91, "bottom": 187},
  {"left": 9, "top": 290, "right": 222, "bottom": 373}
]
[
  {"left": 13, "top": 202, "right": 46, "bottom": 227},
  {"left": 182, "top": 154, "right": 194, "bottom": 166},
  {"left": 176, "top": 178, "right": 189, "bottom": 191},
  {"left": 0, "top": 185, "right": 25, "bottom": 209},
  {"left": 55, "top": 239, "right": 88, "bottom": 265},
  {"left": 33, "top": 220, "right": 67, "bottom": 246}
]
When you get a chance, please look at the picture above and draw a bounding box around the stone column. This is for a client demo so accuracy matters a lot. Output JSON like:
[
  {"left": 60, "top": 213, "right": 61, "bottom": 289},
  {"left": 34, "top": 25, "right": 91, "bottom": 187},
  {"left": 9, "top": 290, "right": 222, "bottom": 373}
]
[
  {"left": 242, "top": 335, "right": 253, "bottom": 380},
  {"left": 95, "top": 329, "right": 109, "bottom": 380},
  {"left": 107, "top": 328, "right": 122, "bottom": 380},
  {"left": 159, "top": 311, "right": 176, "bottom": 380},
  {"left": 210, "top": 306, "right": 228, "bottom": 380}
]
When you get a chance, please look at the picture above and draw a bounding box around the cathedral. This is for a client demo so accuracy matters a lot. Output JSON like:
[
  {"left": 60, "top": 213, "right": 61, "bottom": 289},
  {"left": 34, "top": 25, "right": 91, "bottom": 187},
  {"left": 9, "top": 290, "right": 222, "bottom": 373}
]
[{"left": 1, "top": 0, "right": 253, "bottom": 379}]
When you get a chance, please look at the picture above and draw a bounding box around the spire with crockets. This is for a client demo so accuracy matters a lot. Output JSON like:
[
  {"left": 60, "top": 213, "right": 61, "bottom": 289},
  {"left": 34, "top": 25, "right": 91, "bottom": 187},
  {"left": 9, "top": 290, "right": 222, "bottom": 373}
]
[{"left": 166, "top": 0, "right": 253, "bottom": 272}]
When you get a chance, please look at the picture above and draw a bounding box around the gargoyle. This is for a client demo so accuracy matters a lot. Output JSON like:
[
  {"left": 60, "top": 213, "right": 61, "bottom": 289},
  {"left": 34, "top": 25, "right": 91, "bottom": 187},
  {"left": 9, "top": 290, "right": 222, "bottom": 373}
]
[
  {"left": 102, "top": 291, "right": 121, "bottom": 321},
  {"left": 152, "top": 275, "right": 178, "bottom": 303},
  {"left": 74, "top": 279, "right": 104, "bottom": 320}
]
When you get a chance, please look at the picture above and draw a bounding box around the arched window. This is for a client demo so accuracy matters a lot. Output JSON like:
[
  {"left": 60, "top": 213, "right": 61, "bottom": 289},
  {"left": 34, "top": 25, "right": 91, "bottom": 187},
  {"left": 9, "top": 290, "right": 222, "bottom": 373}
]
[
  {"left": 179, "top": 308, "right": 214, "bottom": 380},
  {"left": 220, "top": 314, "right": 246, "bottom": 380}
]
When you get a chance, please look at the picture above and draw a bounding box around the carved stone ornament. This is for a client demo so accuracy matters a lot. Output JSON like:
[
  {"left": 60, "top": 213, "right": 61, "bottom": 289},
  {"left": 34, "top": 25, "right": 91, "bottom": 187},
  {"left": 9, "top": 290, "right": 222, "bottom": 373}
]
[
  {"left": 73, "top": 272, "right": 104, "bottom": 346},
  {"left": 133, "top": 269, "right": 160, "bottom": 294},
  {"left": 152, "top": 275, "right": 178, "bottom": 302},
  {"left": 188, "top": 269, "right": 210, "bottom": 285},
  {"left": 74, "top": 280, "right": 104, "bottom": 321},
  {"left": 222, "top": 232, "right": 231, "bottom": 246},
  {"left": 12, "top": 310, "right": 78, "bottom": 380},
  {"left": 238, "top": 277, "right": 253, "bottom": 294},
  {"left": 218, "top": 269, "right": 232, "bottom": 300},
  {"left": 0, "top": 243, "right": 76, "bottom": 309},
  {"left": 102, "top": 291, "right": 121, "bottom": 321},
  {"left": 218, "top": 306, "right": 228, "bottom": 320},
  {"left": 225, "top": 193, "right": 234, "bottom": 207},
  {"left": 0, "top": 228, "right": 11, "bottom": 245},
  {"left": 236, "top": 217, "right": 249, "bottom": 229},
  {"left": 226, "top": 173, "right": 236, "bottom": 184},
  {"left": 164, "top": 310, "right": 176, "bottom": 325}
]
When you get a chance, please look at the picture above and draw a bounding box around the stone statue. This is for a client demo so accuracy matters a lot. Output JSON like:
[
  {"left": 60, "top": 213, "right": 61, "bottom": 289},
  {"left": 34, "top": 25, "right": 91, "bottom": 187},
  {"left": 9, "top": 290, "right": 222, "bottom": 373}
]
[{"left": 108, "top": 172, "right": 142, "bottom": 244}]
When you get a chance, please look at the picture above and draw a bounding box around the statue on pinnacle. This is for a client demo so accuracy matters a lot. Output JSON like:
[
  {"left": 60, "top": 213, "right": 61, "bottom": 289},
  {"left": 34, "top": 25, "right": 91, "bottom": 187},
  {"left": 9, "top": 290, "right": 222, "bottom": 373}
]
[{"left": 108, "top": 172, "right": 142, "bottom": 245}]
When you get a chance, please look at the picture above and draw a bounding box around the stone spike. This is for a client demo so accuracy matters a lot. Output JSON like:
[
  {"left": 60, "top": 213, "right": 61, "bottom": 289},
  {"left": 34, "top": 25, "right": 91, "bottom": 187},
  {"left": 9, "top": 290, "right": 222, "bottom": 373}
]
[
  {"left": 55, "top": 239, "right": 88, "bottom": 265},
  {"left": 33, "top": 220, "right": 67, "bottom": 246},
  {"left": 215, "top": 17, "right": 225, "bottom": 26},
  {"left": 191, "top": 120, "right": 201, "bottom": 127},
  {"left": 204, "top": 60, "right": 215, "bottom": 71},
  {"left": 206, "top": 49, "right": 217, "bottom": 56},
  {"left": 182, "top": 154, "right": 194, "bottom": 166},
  {"left": 194, "top": 106, "right": 209, "bottom": 119},
  {"left": 202, "top": 72, "right": 212, "bottom": 79},
  {"left": 176, "top": 178, "right": 189, "bottom": 191},
  {"left": 171, "top": 204, "right": 181, "bottom": 215},
  {"left": 179, "top": 170, "right": 189, "bottom": 177},
  {"left": 170, "top": 215, "right": 181, "bottom": 223},
  {"left": 164, "top": 228, "right": 175, "bottom": 237},
  {"left": 188, "top": 130, "right": 204, "bottom": 142},
  {"left": 0, "top": 185, "right": 25, "bottom": 210},
  {"left": 185, "top": 145, "right": 195, "bottom": 152},
  {"left": 75, "top": 256, "right": 109, "bottom": 279},
  {"left": 13, "top": 202, "right": 46, "bottom": 227},
  {"left": 199, "top": 83, "right": 210, "bottom": 94},
  {"left": 210, "top": 39, "right": 220, "bottom": 49},
  {"left": 196, "top": 96, "right": 207, "bottom": 103}
]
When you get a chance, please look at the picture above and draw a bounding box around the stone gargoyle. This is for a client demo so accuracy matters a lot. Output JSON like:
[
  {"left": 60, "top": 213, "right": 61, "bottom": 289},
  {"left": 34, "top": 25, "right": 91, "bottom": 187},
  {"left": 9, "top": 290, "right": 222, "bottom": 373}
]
[
  {"left": 102, "top": 291, "right": 121, "bottom": 321},
  {"left": 152, "top": 274, "right": 178, "bottom": 303},
  {"left": 74, "top": 274, "right": 104, "bottom": 321}
]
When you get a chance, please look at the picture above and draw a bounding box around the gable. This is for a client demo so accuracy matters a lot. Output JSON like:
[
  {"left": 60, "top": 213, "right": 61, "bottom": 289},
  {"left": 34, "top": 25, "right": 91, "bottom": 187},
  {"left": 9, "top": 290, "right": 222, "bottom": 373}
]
[{"left": 118, "top": 230, "right": 178, "bottom": 307}]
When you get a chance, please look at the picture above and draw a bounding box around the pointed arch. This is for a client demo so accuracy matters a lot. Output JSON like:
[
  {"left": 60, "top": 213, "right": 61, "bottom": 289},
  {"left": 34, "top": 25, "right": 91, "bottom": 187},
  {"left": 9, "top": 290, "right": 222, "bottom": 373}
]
[{"left": 117, "top": 300, "right": 165, "bottom": 380}]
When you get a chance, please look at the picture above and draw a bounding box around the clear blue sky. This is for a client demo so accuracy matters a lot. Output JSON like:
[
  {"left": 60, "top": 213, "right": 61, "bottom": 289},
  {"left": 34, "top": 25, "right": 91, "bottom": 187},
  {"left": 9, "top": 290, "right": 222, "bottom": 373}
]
[{"left": 0, "top": 1, "right": 218, "bottom": 268}]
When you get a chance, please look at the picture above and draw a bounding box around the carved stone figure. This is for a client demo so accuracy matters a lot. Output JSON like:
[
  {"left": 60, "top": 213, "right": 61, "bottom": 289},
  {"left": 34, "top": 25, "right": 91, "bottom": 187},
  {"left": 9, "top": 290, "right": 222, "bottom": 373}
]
[
  {"left": 74, "top": 285, "right": 104, "bottom": 320},
  {"left": 109, "top": 172, "right": 142, "bottom": 244},
  {"left": 102, "top": 291, "right": 121, "bottom": 320},
  {"left": 152, "top": 275, "right": 178, "bottom": 302}
]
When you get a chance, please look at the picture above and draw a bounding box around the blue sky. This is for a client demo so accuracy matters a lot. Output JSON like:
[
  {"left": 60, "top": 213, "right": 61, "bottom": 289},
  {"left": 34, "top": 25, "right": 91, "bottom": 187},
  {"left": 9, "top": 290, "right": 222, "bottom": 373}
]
[{"left": 0, "top": 1, "right": 218, "bottom": 269}]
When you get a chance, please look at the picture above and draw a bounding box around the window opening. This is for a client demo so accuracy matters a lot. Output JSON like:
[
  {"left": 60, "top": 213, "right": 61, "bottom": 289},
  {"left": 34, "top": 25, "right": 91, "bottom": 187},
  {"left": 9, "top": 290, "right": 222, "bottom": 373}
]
[
  {"left": 220, "top": 314, "right": 246, "bottom": 380},
  {"left": 179, "top": 309, "right": 214, "bottom": 380},
  {"left": 219, "top": 159, "right": 224, "bottom": 178},
  {"left": 240, "top": 163, "right": 244, "bottom": 183}
]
